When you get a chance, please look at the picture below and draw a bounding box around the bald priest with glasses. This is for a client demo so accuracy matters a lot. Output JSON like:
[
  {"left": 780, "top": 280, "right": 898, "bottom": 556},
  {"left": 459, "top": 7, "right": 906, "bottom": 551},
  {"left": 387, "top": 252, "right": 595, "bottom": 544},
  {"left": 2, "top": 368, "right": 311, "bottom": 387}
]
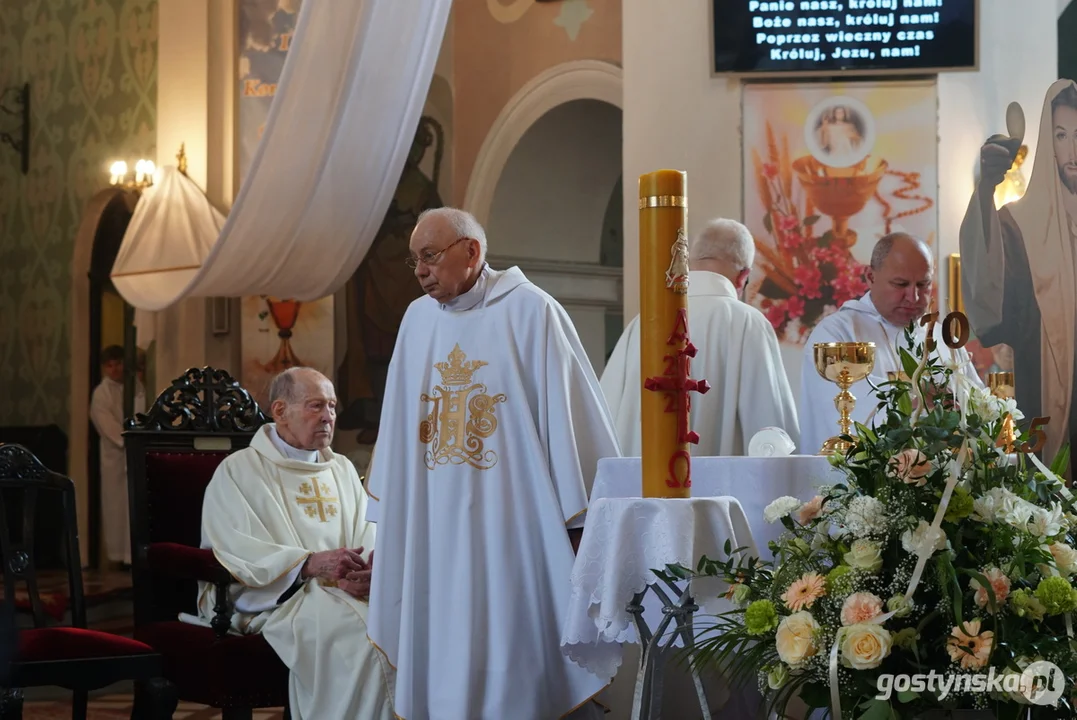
[{"left": 364, "top": 207, "right": 619, "bottom": 719}]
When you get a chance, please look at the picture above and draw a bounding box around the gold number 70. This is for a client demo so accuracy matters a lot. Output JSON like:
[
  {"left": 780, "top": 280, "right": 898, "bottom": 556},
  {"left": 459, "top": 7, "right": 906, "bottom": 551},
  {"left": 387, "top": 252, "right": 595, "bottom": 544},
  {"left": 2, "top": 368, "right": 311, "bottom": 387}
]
[{"left": 919, "top": 311, "right": 970, "bottom": 352}]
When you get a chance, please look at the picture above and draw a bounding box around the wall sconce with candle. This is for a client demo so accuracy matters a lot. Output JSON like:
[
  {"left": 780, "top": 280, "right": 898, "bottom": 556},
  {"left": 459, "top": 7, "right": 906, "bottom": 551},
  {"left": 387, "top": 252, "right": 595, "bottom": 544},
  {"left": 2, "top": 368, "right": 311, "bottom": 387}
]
[{"left": 108, "top": 158, "right": 157, "bottom": 191}]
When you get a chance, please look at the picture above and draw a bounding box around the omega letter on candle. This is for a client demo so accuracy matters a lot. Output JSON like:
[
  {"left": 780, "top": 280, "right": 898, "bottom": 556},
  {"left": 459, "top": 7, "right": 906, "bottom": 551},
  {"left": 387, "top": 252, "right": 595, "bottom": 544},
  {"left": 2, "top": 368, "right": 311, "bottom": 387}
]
[{"left": 638, "top": 170, "right": 710, "bottom": 498}]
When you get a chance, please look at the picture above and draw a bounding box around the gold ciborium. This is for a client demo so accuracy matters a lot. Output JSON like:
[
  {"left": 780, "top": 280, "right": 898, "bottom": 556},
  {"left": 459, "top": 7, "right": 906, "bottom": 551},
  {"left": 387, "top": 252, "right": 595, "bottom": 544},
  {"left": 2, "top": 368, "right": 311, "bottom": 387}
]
[
  {"left": 988, "top": 371, "right": 1015, "bottom": 399},
  {"left": 814, "top": 342, "right": 876, "bottom": 455},
  {"left": 792, "top": 156, "right": 888, "bottom": 247}
]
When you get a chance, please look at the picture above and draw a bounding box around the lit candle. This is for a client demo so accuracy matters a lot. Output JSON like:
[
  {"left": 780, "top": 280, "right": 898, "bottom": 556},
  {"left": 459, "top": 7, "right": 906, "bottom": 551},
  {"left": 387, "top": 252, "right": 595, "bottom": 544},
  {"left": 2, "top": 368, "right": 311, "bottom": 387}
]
[
  {"left": 639, "top": 170, "right": 709, "bottom": 498},
  {"left": 109, "top": 160, "right": 127, "bottom": 186},
  {"left": 134, "top": 159, "right": 145, "bottom": 184}
]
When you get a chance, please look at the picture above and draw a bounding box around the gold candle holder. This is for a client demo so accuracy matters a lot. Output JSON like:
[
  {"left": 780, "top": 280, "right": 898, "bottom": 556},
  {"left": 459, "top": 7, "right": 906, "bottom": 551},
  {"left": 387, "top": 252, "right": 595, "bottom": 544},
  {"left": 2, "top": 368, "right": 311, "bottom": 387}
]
[
  {"left": 814, "top": 342, "right": 876, "bottom": 455},
  {"left": 988, "top": 372, "right": 1015, "bottom": 399}
]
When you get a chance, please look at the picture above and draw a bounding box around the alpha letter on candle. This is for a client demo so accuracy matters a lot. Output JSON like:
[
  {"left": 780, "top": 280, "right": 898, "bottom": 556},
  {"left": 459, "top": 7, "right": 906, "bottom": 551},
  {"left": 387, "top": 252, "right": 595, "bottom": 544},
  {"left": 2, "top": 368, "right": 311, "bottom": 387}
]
[{"left": 638, "top": 170, "right": 709, "bottom": 498}]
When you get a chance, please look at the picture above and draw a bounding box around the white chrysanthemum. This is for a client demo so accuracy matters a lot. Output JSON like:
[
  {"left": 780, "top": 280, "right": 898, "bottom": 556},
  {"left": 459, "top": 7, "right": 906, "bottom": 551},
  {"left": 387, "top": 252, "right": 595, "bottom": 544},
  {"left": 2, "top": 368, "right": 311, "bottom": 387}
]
[
  {"left": 843, "top": 496, "right": 889, "bottom": 538},
  {"left": 764, "top": 496, "right": 803, "bottom": 524},
  {"left": 900, "top": 520, "right": 946, "bottom": 557}
]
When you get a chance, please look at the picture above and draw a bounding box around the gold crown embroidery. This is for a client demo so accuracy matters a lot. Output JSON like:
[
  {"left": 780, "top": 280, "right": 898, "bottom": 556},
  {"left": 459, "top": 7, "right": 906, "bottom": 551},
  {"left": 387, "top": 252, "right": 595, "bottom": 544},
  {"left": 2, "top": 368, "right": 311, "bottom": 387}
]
[
  {"left": 420, "top": 344, "right": 506, "bottom": 470},
  {"left": 295, "top": 479, "right": 339, "bottom": 523},
  {"left": 434, "top": 344, "right": 488, "bottom": 386}
]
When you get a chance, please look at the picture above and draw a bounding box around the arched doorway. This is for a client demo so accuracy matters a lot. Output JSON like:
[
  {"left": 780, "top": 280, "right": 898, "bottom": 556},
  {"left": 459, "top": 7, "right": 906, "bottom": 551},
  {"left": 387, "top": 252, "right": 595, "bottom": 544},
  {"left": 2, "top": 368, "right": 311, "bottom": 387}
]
[
  {"left": 70, "top": 188, "right": 139, "bottom": 568},
  {"left": 484, "top": 97, "right": 624, "bottom": 373}
]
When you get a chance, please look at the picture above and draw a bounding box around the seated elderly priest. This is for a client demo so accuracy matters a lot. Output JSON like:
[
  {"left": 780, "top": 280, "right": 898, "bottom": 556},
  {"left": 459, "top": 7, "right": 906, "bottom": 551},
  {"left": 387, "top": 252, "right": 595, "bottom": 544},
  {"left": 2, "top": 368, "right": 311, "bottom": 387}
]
[{"left": 194, "top": 367, "right": 394, "bottom": 719}]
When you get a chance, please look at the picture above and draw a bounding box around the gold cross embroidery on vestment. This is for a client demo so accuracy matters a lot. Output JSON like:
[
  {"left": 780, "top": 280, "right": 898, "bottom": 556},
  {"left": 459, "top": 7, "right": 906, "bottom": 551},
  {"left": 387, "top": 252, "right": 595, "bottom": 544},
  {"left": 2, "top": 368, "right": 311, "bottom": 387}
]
[{"left": 295, "top": 479, "right": 339, "bottom": 522}]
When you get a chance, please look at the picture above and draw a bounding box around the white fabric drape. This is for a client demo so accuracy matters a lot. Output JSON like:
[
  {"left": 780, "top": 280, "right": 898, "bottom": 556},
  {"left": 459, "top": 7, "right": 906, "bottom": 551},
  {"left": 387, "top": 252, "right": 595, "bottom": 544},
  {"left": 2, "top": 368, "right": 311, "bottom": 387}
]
[{"left": 111, "top": 0, "right": 451, "bottom": 311}]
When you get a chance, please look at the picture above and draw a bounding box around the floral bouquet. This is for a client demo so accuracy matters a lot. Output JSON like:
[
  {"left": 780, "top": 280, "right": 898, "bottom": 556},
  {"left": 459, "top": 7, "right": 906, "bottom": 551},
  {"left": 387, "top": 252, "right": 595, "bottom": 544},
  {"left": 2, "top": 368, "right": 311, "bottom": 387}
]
[
  {"left": 749, "top": 123, "right": 869, "bottom": 342},
  {"left": 672, "top": 326, "right": 1077, "bottom": 719}
]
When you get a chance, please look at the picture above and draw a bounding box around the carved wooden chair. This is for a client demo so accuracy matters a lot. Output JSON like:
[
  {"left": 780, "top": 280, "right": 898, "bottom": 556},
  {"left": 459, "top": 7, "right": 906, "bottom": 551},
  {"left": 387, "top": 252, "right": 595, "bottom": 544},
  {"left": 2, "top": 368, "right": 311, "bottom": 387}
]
[
  {"left": 123, "top": 368, "right": 290, "bottom": 719},
  {"left": 0, "top": 443, "right": 177, "bottom": 720}
]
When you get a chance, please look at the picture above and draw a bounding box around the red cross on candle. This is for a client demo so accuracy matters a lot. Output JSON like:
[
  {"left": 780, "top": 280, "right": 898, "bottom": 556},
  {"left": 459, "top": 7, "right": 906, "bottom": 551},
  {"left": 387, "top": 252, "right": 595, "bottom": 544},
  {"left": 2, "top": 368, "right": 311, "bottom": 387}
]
[{"left": 643, "top": 308, "right": 710, "bottom": 488}]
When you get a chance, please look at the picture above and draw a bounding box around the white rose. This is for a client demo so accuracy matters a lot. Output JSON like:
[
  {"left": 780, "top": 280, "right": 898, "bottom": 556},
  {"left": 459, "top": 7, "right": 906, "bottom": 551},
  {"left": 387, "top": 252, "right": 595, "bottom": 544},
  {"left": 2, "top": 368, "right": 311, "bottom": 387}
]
[
  {"left": 775, "top": 611, "right": 820, "bottom": 668},
  {"left": 901, "top": 520, "right": 946, "bottom": 557},
  {"left": 765, "top": 496, "right": 802, "bottom": 524},
  {"left": 843, "top": 539, "right": 883, "bottom": 572},
  {"left": 1050, "top": 543, "right": 1077, "bottom": 576},
  {"left": 840, "top": 623, "right": 893, "bottom": 670}
]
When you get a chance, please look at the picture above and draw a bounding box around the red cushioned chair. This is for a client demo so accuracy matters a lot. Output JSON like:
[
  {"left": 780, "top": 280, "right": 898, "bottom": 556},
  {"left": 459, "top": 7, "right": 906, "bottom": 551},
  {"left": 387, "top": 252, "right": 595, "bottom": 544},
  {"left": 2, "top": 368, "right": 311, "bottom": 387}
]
[
  {"left": 0, "top": 443, "right": 177, "bottom": 720},
  {"left": 123, "top": 368, "right": 290, "bottom": 720}
]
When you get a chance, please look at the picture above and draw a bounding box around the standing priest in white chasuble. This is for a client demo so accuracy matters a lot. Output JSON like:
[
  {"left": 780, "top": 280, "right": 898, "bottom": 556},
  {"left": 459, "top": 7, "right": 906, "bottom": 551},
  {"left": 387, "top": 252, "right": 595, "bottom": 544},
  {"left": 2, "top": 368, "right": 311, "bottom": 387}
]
[
  {"left": 195, "top": 368, "right": 394, "bottom": 719},
  {"left": 798, "top": 233, "right": 985, "bottom": 455},
  {"left": 366, "top": 208, "right": 618, "bottom": 720},
  {"left": 601, "top": 218, "right": 800, "bottom": 456}
]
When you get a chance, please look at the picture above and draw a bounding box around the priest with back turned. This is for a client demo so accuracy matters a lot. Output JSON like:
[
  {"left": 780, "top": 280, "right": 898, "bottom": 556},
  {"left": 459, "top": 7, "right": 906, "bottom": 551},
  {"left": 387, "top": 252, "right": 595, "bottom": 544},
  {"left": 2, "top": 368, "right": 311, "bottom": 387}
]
[
  {"left": 365, "top": 207, "right": 618, "bottom": 719},
  {"left": 601, "top": 217, "right": 799, "bottom": 456},
  {"left": 799, "top": 233, "right": 985, "bottom": 455}
]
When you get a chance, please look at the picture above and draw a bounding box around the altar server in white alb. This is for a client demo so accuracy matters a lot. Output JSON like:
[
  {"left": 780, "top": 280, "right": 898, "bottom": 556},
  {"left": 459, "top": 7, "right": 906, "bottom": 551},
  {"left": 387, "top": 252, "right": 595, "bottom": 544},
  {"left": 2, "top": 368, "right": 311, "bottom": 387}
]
[
  {"left": 601, "top": 217, "right": 799, "bottom": 456},
  {"left": 88, "top": 345, "right": 145, "bottom": 566},
  {"left": 799, "top": 233, "right": 985, "bottom": 454},
  {"left": 366, "top": 207, "right": 617, "bottom": 720},
  {"left": 197, "top": 368, "right": 393, "bottom": 719}
]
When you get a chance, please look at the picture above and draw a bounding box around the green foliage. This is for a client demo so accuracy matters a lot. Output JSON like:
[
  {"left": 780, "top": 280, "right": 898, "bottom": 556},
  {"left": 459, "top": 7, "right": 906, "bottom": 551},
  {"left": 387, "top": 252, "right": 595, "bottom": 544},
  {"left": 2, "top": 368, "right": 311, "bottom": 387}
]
[{"left": 675, "top": 330, "right": 1077, "bottom": 719}]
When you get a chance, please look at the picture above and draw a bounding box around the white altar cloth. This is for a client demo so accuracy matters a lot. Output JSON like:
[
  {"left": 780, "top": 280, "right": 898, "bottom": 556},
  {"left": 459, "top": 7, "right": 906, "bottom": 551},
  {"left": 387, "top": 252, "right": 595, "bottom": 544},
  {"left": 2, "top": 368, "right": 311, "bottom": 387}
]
[
  {"left": 591, "top": 456, "right": 842, "bottom": 557},
  {"left": 560, "top": 496, "right": 757, "bottom": 684}
]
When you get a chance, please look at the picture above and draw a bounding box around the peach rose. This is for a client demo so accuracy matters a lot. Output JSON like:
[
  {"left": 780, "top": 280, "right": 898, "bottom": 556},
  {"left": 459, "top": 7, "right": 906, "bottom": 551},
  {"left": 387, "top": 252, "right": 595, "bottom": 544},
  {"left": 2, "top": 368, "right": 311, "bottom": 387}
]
[
  {"left": 797, "top": 495, "right": 825, "bottom": 525},
  {"left": 775, "top": 611, "right": 820, "bottom": 668},
  {"left": 840, "top": 623, "right": 892, "bottom": 670},
  {"left": 840, "top": 592, "right": 884, "bottom": 626},
  {"left": 887, "top": 448, "right": 932, "bottom": 486},
  {"left": 971, "top": 567, "right": 1011, "bottom": 612}
]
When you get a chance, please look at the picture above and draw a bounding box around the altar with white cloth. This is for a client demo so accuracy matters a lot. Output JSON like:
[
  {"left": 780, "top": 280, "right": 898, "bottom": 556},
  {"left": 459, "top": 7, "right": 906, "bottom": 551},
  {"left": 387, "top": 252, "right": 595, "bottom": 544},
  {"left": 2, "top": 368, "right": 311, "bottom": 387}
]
[
  {"left": 590, "top": 455, "right": 843, "bottom": 557},
  {"left": 561, "top": 496, "right": 758, "bottom": 719}
]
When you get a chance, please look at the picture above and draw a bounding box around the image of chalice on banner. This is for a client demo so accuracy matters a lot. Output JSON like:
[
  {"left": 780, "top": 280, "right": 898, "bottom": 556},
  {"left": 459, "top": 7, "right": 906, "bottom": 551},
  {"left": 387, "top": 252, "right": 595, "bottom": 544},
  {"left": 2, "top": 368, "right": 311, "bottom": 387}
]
[{"left": 748, "top": 92, "right": 935, "bottom": 344}]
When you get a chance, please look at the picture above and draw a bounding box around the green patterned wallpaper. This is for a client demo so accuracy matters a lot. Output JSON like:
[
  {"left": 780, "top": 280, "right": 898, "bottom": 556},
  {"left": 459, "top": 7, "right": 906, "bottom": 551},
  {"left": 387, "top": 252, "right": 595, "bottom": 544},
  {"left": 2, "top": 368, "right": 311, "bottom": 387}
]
[{"left": 0, "top": 0, "right": 157, "bottom": 431}]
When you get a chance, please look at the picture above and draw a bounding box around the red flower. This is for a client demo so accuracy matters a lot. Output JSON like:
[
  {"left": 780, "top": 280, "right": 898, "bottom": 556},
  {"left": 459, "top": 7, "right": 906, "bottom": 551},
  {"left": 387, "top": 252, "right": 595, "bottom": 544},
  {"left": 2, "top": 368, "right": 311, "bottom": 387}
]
[
  {"left": 780, "top": 230, "right": 807, "bottom": 251},
  {"left": 778, "top": 215, "right": 800, "bottom": 232},
  {"left": 786, "top": 296, "right": 806, "bottom": 319},
  {"left": 794, "top": 264, "right": 824, "bottom": 300},
  {"left": 763, "top": 163, "right": 778, "bottom": 179},
  {"left": 765, "top": 301, "right": 788, "bottom": 328}
]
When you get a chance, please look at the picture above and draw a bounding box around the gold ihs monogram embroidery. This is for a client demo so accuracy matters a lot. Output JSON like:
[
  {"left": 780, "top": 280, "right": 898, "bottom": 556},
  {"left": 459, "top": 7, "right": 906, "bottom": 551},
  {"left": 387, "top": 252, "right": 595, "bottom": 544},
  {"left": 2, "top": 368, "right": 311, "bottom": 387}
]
[
  {"left": 419, "top": 344, "right": 507, "bottom": 470},
  {"left": 295, "top": 479, "right": 339, "bottom": 522}
]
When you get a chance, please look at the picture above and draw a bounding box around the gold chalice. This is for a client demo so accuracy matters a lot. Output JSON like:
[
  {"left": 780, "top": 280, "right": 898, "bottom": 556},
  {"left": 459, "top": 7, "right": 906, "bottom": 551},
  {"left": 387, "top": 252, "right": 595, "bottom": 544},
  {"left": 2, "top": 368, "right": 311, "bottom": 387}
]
[
  {"left": 814, "top": 342, "right": 876, "bottom": 455},
  {"left": 988, "top": 371, "right": 1015, "bottom": 399},
  {"left": 792, "top": 156, "right": 888, "bottom": 247}
]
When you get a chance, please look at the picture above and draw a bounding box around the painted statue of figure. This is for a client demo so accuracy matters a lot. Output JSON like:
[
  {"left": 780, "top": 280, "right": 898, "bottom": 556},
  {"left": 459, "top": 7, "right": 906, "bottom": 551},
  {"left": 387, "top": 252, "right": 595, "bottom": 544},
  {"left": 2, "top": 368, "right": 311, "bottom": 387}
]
[
  {"left": 339, "top": 116, "right": 444, "bottom": 430},
  {"left": 666, "top": 228, "right": 690, "bottom": 293},
  {"left": 960, "top": 79, "right": 1077, "bottom": 463}
]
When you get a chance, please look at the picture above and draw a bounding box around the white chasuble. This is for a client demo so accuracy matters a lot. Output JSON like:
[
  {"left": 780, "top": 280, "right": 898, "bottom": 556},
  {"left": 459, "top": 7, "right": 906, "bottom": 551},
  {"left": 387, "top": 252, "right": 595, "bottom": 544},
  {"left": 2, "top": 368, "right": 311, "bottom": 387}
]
[
  {"left": 798, "top": 293, "right": 985, "bottom": 455},
  {"left": 601, "top": 270, "right": 800, "bottom": 456},
  {"left": 198, "top": 426, "right": 394, "bottom": 720},
  {"left": 366, "top": 265, "right": 619, "bottom": 720}
]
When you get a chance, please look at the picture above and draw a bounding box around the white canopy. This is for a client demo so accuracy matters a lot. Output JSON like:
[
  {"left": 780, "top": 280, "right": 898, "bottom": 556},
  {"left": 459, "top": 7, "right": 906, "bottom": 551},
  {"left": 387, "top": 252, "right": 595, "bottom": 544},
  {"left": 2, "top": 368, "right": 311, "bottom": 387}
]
[{"left": 111, "top": 0, "right": 451, "bottom": 311}]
